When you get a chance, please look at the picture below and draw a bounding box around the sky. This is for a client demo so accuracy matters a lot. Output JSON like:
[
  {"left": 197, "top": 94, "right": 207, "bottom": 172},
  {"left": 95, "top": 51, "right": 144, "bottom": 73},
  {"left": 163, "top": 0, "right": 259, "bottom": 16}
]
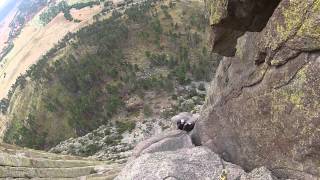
[
  {"left": 0, "top": 0, "right": 10, "bottom": 10},
  {"left": 0, "top": 0, "right": 17, "bottom": 22}
]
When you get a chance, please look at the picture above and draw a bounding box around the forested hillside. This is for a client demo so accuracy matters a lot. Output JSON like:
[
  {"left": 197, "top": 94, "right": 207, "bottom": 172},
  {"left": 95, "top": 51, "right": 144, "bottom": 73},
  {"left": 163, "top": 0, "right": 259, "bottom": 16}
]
[{"left": 2, "top": 0, "right": 220, "bottom": 150}]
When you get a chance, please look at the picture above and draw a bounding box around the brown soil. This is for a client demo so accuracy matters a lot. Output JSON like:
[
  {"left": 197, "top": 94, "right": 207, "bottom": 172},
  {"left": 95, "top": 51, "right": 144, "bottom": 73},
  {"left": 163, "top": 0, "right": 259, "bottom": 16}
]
[
  {"left": 0, "top": 4, "right": 103, "bottom": 137},
  {"left": 0, "top": 5, "right": 102, "bottom": 100}
]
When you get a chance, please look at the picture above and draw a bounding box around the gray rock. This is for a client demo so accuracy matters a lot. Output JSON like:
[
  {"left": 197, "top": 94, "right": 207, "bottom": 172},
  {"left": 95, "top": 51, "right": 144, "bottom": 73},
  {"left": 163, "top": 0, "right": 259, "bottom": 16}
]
[
  {"left": 116, "top": 147, "right": 246, "bottom": 180},
  {"left": 171, "top": 112, "right": 199, "bottom": 125},
  {"left": 240, "top": 167, "right": 278, "bottom": 180},
  {"left": 201, "top": 0, "right": 320, "bottom": 178},
  {"left": 140, "top": 132, "right": 193, "bottom": 155},
  {"left": 132, "top": 130, "right": 194, "bottom": 158}
]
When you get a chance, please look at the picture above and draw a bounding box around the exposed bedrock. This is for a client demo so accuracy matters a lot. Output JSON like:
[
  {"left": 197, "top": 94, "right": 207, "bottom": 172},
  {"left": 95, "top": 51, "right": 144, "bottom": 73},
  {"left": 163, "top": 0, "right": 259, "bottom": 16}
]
[
  {"left": 199, "top": 0, "right": 320, "bottom": 179},
  {"left": 116, "top": 138, "right": 280, "bottom": 180},
  {"left": 0, "top": 143, "right": 122, "bottom": 179}
]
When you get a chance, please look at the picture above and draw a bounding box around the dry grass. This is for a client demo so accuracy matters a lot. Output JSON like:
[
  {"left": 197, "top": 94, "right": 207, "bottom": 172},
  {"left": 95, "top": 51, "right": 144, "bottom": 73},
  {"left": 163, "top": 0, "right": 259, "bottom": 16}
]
[
  {"left": 0, "top": 4, "right": 103, "bottom": 100},
  {"left": 0, "top": 3, "right": 105, "bottom": 136}
]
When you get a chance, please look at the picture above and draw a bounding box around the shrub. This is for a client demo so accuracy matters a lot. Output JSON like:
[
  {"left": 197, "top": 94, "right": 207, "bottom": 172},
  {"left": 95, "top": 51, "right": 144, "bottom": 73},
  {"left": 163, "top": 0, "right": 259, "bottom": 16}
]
[
  {"left": 198, "top": 83, "right": 206, "bottom": 91},
  {"left": 103, "top": 136, "right": 117, "bottom": 145},
  {"left": 83, "top": 143, "right": 100, "bottom": 156},
  {"left": 0, "top": 98, "right": 9, "bottom": 114},
  {"left": 143, "top": 104, "right": 153, "bottom": 117},
  {"left": 4, "top": 114, "right": 47, "bottom": 150},
  {"left": 116, "top": 120, "right": 136, "bottom": 134}
]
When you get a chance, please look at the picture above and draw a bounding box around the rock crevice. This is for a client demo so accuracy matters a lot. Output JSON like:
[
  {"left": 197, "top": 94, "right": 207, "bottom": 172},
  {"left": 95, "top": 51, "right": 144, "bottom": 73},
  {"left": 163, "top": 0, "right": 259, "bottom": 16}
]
[{"left": 200, "top": 0, "right": 320, "bottom": 179}]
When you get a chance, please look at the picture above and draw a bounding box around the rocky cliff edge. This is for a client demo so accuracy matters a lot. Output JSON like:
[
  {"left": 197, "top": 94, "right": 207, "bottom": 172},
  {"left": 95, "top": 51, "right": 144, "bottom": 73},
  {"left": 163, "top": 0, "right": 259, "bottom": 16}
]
[{"left": 198, "top": 0, "right": 320, "bottom": 179}]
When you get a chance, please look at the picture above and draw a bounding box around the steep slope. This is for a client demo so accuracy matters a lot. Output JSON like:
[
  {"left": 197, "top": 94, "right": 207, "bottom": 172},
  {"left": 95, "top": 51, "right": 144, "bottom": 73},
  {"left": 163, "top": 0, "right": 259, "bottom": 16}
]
[
  {"left": 0, "top": 143, "right": 122, "bottom": 179},
  {"left": 198, "top": 0, "right": 320, "bottom": 179},
  {"left": 0, "top": 0, "right": 107, "bottom": 139},
  {"left": 0, "top": 0, "right": 105, "bottom": 100},
  {"left": 2, "top": 0, "right": 219, "bottom": 151}
]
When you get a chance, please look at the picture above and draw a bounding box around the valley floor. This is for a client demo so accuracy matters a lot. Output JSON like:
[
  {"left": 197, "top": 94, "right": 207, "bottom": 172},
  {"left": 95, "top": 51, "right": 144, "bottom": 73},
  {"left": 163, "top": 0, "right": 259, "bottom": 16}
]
[
  {"left": 0, "top": 3, "right": 107, "bottom": 136},
  {"left": 0, "top": 5, "right": 103, "bottom": 101}
]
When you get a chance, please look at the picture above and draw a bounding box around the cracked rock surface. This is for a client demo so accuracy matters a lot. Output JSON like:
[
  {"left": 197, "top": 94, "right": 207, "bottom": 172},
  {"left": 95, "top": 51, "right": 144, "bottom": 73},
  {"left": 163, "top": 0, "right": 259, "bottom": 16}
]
[
  {"left": 116, "top": 145, "right": 283, "bottom": 180},
  {"left": 199, "top": 0, "right": 320, "bottom": 179}
]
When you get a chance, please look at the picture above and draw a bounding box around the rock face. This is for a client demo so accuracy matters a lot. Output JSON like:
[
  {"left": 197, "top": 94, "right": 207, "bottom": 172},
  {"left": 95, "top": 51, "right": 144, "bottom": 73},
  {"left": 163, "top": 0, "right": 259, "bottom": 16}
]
[
  {"left": 132, "top": 130, "right": 194, "bottom": 158},
  {"left": 199, "top": 0, "right": 320, "bottom": 179},
  {"left": 117, "top": 146, "right": 282, "bottom": 180},
  {"left": 116, "top": 128, "right": 281, "bottom": 180},
  {"left": 240, "top": 167, "right": 278, "bottom": 180},
  {"left": 116, "top": 147, "right": 247, "bottom": 180}
]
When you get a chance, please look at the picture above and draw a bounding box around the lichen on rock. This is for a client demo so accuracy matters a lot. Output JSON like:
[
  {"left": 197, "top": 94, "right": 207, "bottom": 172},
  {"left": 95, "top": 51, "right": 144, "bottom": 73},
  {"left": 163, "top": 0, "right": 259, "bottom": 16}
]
[{"left": 200, "top": 0, "right": 320, "bottom": 179}]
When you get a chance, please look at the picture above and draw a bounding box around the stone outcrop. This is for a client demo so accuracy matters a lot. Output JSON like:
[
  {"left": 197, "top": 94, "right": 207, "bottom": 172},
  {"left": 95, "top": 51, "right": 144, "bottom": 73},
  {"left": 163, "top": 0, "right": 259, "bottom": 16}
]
[
  {"left": 116, "top": 146, "right": 283, "bottom": 180},
  {"left": 0, "top": 143, "right": 122, "bottom": 179},
  {"left": 116, "top": 147, "right": 246, "bottom": 180},
  {"left": 132, "top": 130, "right": 194, "bottom": 158},
  {"left": 116, "top": 127, "right": 281, "bottom": 180},
  {"left": 240, "top": 167, "right": 278, "bottom": 180},
  {"left": 199, "top": 0, "right": 320, "bottom": 179}
]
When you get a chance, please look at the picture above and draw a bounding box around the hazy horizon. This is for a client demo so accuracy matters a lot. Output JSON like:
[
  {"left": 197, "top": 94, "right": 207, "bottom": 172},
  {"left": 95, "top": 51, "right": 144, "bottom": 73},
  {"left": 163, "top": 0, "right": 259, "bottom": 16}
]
[
  {"left": 0, "top": 0, "right": 18, "bottom": 22},
  {"left": 0, "top": 0, "right": 10, "bottom": 9}
]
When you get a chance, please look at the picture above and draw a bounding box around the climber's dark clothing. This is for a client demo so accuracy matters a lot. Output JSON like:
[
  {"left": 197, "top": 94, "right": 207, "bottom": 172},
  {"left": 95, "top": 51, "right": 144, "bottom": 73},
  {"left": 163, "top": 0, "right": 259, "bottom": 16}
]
[
  {"left": 177, "top": 119, "right": 186, "bottom": 130},
  {"left": 176, "top": 119, "right": 195, "bottom": 132},
  {"left": 172, "top": 112, "right": 198, "bottom": 132},
  {"left": 183, "top": 122, "right": 195, "bottom": 132}
]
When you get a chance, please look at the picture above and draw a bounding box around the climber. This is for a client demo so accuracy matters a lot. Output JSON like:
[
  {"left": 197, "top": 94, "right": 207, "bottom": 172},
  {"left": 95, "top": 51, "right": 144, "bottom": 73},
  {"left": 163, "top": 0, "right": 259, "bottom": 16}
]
[
  {"left": 172, "top": 112, "right": 196, "bottom": 132},
  {"left": 183, "top": 121, "right": 195, "bottom": 132},
  {"left": 177, "top": 118, "right": 186, "bottom": 130}
]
